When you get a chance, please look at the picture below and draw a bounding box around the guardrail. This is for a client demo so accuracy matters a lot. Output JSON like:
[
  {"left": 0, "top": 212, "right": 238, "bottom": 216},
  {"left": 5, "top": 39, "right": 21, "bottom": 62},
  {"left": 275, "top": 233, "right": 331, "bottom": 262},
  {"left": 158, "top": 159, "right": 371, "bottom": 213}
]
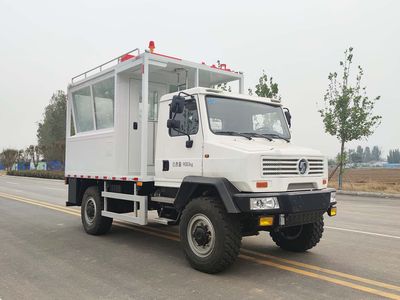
[{"left": 71, "top": 48, "right": 140, "bottom": 83}]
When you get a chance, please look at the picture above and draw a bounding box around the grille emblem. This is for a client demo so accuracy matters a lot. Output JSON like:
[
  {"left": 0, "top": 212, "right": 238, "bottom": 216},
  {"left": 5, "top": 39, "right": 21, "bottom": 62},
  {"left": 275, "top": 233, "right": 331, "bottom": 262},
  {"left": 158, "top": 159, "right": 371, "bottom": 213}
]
[{"left": 298, "top": 159, "right": 308, "bottom": 175}]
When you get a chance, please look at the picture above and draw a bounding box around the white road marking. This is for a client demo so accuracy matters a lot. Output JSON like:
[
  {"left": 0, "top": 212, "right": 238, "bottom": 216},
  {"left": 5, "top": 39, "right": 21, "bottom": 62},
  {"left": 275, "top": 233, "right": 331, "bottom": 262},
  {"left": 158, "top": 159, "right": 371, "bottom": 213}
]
[
  {"left": 1, "top": 176, "right": 64, "bottom": 185},
  {"left": 326, "top": 226, "right": 400, "bottom": 240},
  {"left": 43, "top": 187, "right": 66, "bottom": 191},
  {"left": 5, "top": 181, "right": 19, "bottom": 185}
]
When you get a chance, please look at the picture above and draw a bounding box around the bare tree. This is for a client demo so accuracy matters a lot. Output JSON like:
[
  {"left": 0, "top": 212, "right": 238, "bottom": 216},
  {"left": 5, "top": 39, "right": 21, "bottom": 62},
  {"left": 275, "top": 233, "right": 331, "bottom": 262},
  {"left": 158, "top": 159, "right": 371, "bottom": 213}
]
[{"left": 27, "top": 145, "right": 41, "bottom": 169}]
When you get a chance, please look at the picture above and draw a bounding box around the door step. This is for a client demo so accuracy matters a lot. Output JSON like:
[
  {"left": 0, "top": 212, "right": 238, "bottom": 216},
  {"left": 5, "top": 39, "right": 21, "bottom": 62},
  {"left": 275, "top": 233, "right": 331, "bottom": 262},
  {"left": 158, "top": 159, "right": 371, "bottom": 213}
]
[
  {"left": 153, "top": 217, "right": 176, "bottom": 225},
  {"left": 101, "top": 182, "right": 148, "bottom": 226}
]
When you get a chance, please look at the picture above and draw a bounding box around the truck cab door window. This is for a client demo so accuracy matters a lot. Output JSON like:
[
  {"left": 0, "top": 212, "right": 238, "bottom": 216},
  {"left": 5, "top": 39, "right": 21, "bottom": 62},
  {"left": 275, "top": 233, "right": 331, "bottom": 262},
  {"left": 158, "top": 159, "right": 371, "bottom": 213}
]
[{"left": 169, "top": 100, "right": 199, "bottom": 137}]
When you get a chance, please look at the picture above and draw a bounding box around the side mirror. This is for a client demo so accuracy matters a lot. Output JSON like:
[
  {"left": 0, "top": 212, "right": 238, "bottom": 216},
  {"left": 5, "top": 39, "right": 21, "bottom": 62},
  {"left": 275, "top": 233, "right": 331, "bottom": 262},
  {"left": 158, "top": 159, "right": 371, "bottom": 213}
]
[
  {"left": 171, "top": 95, "right": 185, "bottom": 114},
  {"left": 284, "top": 108, "right": 292, "bottom": 128},
  {"left": 167, "top": 119, "right": 180, "bottom": 129}
]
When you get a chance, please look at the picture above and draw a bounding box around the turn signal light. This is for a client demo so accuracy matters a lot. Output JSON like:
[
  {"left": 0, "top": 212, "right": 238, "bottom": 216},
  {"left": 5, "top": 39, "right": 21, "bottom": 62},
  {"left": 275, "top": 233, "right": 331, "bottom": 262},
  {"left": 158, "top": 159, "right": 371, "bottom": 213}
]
[
  {"left": 259, "top": 216, "right": 274, "bottom": 226},
  {"left": 256, "top": 181, "right": 268, "bottom": 188},
  {"left": 323, "top": 179, "right": 327, "bottom": 185},
  {"left": 328, "top": 207, "right": 337, "bottom": 217}
]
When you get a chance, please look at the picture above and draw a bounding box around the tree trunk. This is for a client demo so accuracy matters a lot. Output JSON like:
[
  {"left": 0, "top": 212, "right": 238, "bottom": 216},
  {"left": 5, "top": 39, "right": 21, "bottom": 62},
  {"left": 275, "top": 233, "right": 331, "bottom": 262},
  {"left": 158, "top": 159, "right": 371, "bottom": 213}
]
[{"left": 338, "top": 140, "right": 345, "bottom": 190}]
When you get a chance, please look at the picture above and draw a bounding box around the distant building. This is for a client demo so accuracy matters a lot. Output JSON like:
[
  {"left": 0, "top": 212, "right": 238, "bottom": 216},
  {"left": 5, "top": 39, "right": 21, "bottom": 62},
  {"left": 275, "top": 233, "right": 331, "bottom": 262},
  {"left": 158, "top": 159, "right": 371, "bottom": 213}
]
[{"left": 383, "top": 163, "right": 400, "bottom": 169}]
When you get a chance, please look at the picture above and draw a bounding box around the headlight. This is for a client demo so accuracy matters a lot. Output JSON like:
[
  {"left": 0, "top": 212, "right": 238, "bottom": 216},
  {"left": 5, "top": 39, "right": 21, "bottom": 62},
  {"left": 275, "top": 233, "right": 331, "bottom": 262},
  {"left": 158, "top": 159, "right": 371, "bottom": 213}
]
[
  {"left": 250, "top": 197, "right": 279, "bottom": 210},
  {"left": 330, "top": 192, "right": 336, "bottom": 203}
]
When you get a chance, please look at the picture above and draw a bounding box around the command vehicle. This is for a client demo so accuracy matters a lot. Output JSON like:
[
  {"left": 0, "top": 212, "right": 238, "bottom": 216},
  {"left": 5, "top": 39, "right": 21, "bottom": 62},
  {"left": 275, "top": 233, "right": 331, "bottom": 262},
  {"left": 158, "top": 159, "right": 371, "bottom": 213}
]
[{"left": 65, "top": 42, "right": 337, "bottom": 273}]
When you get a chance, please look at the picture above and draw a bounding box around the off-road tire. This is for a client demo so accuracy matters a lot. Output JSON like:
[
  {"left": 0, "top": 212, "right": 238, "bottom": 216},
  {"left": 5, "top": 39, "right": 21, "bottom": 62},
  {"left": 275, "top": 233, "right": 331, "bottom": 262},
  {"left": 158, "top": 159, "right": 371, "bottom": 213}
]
[
  {"left": 81, "top": 186, "right": 113, "bottom": 235},
  {"left": 179, "top": 197, "right": 242, "bottom": 274},
  {"left": 270, "top": 216, "right": 324, "bottom": 252}
]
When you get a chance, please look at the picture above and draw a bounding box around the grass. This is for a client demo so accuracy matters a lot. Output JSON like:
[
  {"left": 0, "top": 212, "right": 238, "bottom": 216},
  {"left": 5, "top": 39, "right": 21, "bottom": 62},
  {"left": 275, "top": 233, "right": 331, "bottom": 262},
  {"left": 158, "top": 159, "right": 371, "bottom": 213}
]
[
  {"left": 329, "top": 168, "right": 400, "bottom": 194},
  {"left": 6, "top": 170, "right": 64, "bottom": 180}
]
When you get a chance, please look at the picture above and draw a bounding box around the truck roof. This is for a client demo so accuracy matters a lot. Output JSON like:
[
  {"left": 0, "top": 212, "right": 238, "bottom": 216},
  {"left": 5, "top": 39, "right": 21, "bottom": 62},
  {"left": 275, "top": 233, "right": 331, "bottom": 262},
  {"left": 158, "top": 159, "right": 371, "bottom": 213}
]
[
  {"left": 69, "top": 48, "right": 244, "bottom": 92},
  {"left": 160, "top": 87, "right": 282, "bottom": 106}
]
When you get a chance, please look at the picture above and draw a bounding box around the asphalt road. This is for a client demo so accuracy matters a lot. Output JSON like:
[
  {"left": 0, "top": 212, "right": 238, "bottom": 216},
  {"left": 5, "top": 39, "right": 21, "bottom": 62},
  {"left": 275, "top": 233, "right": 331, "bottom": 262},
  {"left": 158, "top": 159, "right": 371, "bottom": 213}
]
[{"left": 0, "top": 175, "right": 399, "bottom": 300}]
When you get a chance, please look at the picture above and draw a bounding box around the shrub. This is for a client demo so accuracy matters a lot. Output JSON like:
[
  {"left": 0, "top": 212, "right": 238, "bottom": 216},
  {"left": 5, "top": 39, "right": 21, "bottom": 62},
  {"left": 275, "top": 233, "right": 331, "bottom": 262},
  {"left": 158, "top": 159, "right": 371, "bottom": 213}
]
[{"left": 7, "top": 170, "right": 64, "bottom": 180}]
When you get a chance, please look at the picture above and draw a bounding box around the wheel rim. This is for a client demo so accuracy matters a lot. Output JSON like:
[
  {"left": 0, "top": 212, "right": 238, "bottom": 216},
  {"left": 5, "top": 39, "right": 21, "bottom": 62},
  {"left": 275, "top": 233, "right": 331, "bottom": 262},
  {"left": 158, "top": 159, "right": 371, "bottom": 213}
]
[
  {"left": 84, "top": 197, "right": 97, "bottom": 225},
  {"left": 280, "top": 225, "right": 303, "bottom": 240},
  {"left": 187, "top": 213, "right": 216, "bottom": 258}
]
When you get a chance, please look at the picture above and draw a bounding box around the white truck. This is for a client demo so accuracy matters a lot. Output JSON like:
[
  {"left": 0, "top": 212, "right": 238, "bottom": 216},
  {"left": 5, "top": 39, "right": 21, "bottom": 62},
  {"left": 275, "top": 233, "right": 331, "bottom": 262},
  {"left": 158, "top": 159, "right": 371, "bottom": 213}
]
[{"left": 65, "top": 42, "right": 336, "bottom": 273}]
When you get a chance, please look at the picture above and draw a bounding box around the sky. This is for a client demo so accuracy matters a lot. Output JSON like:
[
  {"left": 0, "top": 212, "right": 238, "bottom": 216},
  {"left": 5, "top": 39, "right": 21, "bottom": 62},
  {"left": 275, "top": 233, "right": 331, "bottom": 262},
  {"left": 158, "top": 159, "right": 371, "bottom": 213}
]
[{"left": 0, "top": 0, "right": 399, "bottom": 158}]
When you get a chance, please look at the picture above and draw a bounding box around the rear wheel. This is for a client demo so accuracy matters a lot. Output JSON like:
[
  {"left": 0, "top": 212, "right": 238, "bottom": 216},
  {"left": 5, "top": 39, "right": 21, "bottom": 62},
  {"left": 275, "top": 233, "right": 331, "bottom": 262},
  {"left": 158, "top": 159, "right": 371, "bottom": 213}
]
[
  {"left": 270, "top": 216, "right": 324, "bottom": 252},
  {"left": 81, "top": 186, "right": 113, "bottom": 235},
  {"left": 179, "top": 197, "right": 242, "bottom": 274}
]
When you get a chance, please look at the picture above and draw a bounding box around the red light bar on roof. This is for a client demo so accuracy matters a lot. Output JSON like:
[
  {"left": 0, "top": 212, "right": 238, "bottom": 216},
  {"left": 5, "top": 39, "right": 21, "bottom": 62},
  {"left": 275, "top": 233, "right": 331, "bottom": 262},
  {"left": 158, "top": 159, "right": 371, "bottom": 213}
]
[{"left": 120, "top": 54, "right": 135, "bottom": 62}]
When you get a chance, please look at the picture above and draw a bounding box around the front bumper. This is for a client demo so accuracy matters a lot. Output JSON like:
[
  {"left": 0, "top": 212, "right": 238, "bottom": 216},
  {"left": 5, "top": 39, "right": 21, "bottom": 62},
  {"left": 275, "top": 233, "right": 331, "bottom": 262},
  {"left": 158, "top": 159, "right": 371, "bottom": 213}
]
[{"left": 233, "top": 188, "right": 336, "bottom": 227}]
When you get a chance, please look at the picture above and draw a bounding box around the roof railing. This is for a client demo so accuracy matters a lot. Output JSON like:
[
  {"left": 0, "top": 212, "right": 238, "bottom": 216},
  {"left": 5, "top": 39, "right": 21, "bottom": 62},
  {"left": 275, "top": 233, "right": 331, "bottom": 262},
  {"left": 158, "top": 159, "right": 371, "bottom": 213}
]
[{"left": 71, "top": 48, "right": 140, "bottom": 83}]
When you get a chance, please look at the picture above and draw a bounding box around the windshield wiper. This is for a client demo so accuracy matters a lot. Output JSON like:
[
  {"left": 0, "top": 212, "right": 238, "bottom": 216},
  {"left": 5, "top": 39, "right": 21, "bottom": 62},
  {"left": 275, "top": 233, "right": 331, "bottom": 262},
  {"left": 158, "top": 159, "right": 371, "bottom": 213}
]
[
  {"left": 215, "top": 131, "right": 252, "bottom": 140},
  {"left": 242, "top": 132, "right": 272, "bottom": 141},
  {"left": 262, "top": 133, "right": 290, "bottom": 143}
]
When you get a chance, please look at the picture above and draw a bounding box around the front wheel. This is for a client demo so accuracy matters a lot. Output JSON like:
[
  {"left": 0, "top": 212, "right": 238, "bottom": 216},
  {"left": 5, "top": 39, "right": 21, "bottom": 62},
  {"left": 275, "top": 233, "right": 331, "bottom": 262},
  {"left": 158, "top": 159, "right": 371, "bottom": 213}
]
[
  {"left": 179, "top": 197, "right": 242, "bottom": 274},
  {"left": 270, "top": 216, "right": 324, "bottom": 252}
]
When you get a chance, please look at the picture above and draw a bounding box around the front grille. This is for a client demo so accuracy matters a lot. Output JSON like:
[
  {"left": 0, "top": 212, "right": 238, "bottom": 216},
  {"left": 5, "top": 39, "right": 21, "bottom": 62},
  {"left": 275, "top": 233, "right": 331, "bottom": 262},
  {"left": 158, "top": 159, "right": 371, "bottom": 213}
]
[
  {"left": 287, "top": 183, "right": 316, "bottom": 190},
  {"left": 308, "top": 159, "right": 324, "bottom": 175},
  {"left": 262, "top": 157, "right": 324, "bottom": 176},
  {"left": 284, "top": 210, "right": 325, "bottom": 227}
]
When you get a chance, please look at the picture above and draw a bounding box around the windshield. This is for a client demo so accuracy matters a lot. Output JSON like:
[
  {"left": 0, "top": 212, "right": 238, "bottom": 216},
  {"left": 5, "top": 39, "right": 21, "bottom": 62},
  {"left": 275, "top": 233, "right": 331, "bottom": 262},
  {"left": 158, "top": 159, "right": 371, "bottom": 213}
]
[{"left": 206, "top": 96, "right": 290, "bottom": 140}]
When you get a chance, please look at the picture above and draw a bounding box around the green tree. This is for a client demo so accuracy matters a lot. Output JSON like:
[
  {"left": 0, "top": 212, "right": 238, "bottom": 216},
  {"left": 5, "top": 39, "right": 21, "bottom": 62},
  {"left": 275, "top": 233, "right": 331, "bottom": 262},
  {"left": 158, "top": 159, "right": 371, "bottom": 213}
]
[
  {"left": 0, "top": 149, "right": 19, "bottom": 171},
  {"left": 328, "top": 158, "right": 336, "bottom": 167},
  {"left": 356, "top": 145, "right": 364, "bottom": 162},
  {"left": 248, "top": 70, "right": 280, "bottom": 99},
  {"left": 37, "top": 90, "right": 67, "bottom": 166},
  {"left": 347, "top": 149, "right": 355, "bottom": 163},
  {"left": 387, "top": 149, "right": 400, "bottom": 163},
  {"left": 348, "top": 148, "right": 362, "bottom": 164},
  {"left": 215, "top": 60, "right": 232, "bottom": 92},
  {"left": 319, "top": 47, "right": 381, "bottom": 190},
  {"left": 364, "top": 146, "right": 371, "bottom": 162},
  {"left": 371, "top": 146, "right": 381, "bottom": 161}
]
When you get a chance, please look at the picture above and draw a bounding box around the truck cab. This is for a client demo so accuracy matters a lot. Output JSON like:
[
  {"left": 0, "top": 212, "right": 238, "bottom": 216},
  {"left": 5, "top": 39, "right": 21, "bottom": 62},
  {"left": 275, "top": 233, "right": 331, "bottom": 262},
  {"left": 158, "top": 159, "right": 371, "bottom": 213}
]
[
  {"left": 65, "top": 43, "right": 336, "bottom": 274},
  {"left": 156, "top": 88, "right": 328, "bottom": 193}
]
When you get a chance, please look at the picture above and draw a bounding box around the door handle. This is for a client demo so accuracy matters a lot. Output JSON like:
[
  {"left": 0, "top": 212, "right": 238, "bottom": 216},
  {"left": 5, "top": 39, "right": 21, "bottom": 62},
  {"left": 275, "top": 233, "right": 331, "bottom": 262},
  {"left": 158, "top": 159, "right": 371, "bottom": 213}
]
[{"left": 162, "top": 160, "right": 169, "bottom": 171}]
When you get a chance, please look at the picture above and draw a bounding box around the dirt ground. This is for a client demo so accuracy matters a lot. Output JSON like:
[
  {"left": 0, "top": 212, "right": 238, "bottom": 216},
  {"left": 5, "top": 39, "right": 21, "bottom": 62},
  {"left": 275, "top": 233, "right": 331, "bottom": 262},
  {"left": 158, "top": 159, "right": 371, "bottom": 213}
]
[{"left": 329, "top": 168, "right": 400, "bottom": 194}]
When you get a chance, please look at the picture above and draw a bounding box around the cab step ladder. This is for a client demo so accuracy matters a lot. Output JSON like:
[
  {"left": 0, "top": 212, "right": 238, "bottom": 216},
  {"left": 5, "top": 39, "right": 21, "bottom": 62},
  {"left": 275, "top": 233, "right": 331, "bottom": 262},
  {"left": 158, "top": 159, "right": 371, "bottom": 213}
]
[
  {"left": 101, "top": 182, "right": 148, "bottom": 225},
  {"left": 153, "top": 217, "right": 176, "bottom": 225}
]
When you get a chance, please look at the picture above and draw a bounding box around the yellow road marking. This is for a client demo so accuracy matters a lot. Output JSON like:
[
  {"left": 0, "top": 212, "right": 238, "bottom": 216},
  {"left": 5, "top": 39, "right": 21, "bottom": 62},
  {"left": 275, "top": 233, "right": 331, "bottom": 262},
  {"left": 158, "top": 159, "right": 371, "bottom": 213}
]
[
  {"left": 0, "top": 192, "right": 80, "bottom": 216},
  {"left": 0, "top": 191, "right": 399, "bottom": 299},
  {"left": 118, "top": 218, "right": 400, "bottom": 295},
  {"left": 241, "top": 248, "right": 400, "bottom": 293},
  {"left": 240, "top": 254, "right": 400, "bottom": 300}
]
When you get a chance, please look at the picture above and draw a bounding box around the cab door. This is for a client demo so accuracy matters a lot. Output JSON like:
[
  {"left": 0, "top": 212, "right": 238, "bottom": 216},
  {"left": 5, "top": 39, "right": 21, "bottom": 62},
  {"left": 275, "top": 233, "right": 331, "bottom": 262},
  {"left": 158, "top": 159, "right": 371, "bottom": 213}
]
[
  {"left": 128, "top": 80, "right": 167, "bottom": 175},
  {"left": 155, "top": 96, "right": 203, "bottom": 185},
  {"left": 147, "top": 83, "right": 168, "bottom": 175}
]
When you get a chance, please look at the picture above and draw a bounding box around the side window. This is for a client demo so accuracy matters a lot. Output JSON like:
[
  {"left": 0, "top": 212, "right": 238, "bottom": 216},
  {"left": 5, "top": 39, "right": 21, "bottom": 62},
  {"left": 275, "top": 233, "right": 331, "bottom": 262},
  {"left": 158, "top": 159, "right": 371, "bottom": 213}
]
[
  {"left": 93, "top": 77, "right": 114, "bottom": 129},
  {"left": 70, "top": 111, "right": 76, "bottom": 136},
  {"left": 72, "top": 86, "right": 94, "bottom": 133},
  {"left": 169, "top": 100, "right": 199, "bottom": 137},
  {"left": 148, "top": 90, "right": 158, "bottom": 121}
]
